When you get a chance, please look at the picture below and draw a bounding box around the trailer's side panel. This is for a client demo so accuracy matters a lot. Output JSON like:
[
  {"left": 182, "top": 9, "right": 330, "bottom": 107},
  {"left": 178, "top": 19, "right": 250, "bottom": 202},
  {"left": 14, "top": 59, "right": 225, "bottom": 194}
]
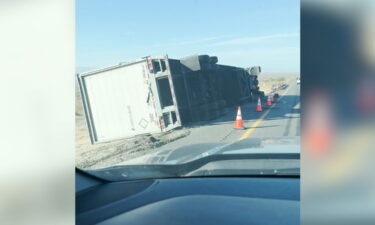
[{"left": 82, "top": 62, "right": 160, "bottom": 143}]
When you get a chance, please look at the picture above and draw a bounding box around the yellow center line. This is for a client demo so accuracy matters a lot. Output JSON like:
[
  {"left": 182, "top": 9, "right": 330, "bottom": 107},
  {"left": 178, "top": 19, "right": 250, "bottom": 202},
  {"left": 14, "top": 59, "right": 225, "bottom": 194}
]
[{"left": 239, "top": 83, "right": 292, "bottom": 140}]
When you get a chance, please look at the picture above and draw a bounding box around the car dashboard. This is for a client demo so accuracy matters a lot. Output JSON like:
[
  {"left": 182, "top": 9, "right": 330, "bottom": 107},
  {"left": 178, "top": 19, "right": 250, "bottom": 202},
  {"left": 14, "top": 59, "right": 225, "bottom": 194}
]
[{"left": 76, "top": 170, "right": 299, "bottom": 225}]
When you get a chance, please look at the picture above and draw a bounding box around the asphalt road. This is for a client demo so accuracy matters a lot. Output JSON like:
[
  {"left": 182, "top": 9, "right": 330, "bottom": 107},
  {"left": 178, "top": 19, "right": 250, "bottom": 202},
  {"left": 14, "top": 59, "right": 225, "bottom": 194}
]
[{"left": 119, "top": 79, "right": 300, "bottom": 165}]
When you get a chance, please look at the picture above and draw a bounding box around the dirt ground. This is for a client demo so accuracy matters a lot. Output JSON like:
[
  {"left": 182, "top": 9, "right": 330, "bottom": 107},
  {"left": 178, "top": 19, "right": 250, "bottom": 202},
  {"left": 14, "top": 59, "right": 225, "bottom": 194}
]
[
  {"left": 76, "top": 114, "right": 190, "bottom": 169},
  {"left": 258, "top": 73, "right": 298, "bottom": 94}
]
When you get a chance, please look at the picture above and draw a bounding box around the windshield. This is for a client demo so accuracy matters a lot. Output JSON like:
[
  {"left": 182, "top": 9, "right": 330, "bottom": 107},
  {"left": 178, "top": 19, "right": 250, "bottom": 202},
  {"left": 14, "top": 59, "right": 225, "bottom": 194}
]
[{"left": 76, "top": 1, "right": 300, "bottom": 181}]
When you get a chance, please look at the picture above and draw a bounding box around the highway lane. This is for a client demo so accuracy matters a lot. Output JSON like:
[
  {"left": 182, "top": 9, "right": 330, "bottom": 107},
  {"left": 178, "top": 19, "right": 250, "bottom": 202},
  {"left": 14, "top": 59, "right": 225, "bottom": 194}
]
[
  {"left": 118, "top": 79, "right": 300, "bottom": 165},
  {"left": 240, "top": 80, "right": 300, "bottom": 139}
]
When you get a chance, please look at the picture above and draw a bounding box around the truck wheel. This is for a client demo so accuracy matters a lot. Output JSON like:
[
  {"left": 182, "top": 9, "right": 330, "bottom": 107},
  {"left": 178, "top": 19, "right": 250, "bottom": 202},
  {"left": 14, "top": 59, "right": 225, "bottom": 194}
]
[
  {"left": 259, "top": 91, "right": 265, "bottom": 99},
  {"left": 209, "top": 56, "right": 218, "bottom": 64},
  {"left": 198, "top": 55, "right": 210, "bottom": 62}
]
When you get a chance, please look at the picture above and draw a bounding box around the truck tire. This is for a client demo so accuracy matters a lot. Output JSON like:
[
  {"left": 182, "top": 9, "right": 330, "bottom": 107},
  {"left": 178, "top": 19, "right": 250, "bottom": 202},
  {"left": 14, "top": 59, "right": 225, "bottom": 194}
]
[
  {"left": 198, "top": 55, "right": 210, "bottom": 62},
  {"left": 208, "top": 56, "right": 218, "bottom": 64},
  {"left": 258, "top": 91, "right": 265, "bottom": 99}
]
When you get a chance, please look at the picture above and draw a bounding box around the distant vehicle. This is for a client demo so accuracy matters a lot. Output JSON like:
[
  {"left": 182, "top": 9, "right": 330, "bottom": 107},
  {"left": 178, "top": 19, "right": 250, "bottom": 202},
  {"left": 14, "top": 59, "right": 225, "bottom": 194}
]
[
  {"left": 76, "top": 137, "right": 300, "bottom": 225},
  {"left": 296, "top": 78, "right": 300, "bottom": 85}
]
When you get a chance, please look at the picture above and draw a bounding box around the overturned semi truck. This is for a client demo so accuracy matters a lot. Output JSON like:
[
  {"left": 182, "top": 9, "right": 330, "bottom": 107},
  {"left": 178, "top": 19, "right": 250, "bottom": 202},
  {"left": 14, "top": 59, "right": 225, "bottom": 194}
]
[{"left": 77, "top": 54, "right": 262, "bottom": 143}]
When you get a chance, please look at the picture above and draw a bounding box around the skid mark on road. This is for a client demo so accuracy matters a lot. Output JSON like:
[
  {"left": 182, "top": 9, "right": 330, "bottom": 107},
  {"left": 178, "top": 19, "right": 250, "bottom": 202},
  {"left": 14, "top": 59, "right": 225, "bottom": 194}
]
[
  {"left": 220, "top": 129, "right": 236, "bottom": 142},
  {"left": 238, "top": 109, "right": 272, "bottom": 140},
  {"left": 239, "top": 85, "right": 292, "bottom": 140}
]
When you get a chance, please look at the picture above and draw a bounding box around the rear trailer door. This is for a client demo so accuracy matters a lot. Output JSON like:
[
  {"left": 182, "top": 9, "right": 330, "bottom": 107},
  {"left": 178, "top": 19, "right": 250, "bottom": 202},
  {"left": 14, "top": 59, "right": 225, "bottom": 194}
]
[
  {"left": 147, "top": 56, "right": 182, "bottom": 131},
  {"left": 78, "top": 61, "right": 161, "bottom": 143}
]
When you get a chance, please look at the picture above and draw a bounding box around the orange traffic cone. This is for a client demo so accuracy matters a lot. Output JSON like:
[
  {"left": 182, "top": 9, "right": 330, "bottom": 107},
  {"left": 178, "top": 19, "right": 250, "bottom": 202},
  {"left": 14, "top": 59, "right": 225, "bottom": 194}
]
[
  {"left": 234, "top": 106, "right": 244, "bottom": 129},
  {"left": 266, "top": 95, "right": 272, "bottom": 106},
  {"left": 256, "top": 97, "right": 262, "bottom": 112}
]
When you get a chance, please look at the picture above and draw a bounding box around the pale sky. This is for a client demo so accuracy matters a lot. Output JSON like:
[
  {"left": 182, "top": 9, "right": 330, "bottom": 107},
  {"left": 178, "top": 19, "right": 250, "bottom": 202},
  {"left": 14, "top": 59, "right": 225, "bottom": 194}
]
[{"left": 76, "top": 0, "right": 300, "bottom": 73}]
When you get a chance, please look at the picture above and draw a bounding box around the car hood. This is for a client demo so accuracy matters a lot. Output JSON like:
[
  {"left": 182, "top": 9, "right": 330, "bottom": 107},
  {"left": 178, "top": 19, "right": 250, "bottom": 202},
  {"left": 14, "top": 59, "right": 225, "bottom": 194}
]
[{"left": 118, "top": 136, "right": 300, "bottom": 165}]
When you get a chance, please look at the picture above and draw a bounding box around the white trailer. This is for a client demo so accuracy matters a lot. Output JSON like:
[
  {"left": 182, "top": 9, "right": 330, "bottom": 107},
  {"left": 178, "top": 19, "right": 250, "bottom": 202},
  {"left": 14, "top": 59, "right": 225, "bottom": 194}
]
[{"left": 77, "top": 56, "right": 182, "bottom": 144}]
